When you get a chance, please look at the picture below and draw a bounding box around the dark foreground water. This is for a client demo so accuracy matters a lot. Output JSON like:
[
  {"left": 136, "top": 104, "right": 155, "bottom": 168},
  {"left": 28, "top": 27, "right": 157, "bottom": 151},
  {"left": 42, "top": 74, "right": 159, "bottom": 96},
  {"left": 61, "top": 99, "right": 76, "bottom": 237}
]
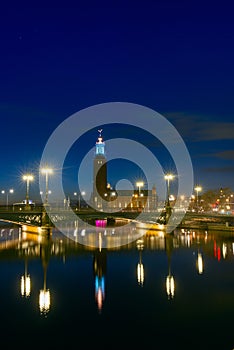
[{"left": 1, "top": 221, "right": 234, "bottom": 349}]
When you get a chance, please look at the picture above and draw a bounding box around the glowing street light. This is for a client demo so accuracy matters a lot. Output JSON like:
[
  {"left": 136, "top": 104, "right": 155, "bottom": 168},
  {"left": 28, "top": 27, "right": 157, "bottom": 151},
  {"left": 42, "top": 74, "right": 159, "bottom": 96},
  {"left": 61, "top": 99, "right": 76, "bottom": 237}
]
[
  {"left": 41, "top": 167, "right": 53, "bottom": 205},
  {"left": 164, "top": 174, "right": 174, "bottom": 224},
  {"left": 164, "top": 174, "right": 174, "bottom": 201},
  {"left": 74, "top": 191, "right": 86, "bottom": 210},
  {"left": 1, "top": 189, "right": 14, "bottom": 209},
  {"left": 23, "top": 174, "right": 34, "bottom": 208},
  {"left": 136, "top": 181, "right": 144, "bottom": 195},
  {"left": 194, "top": 186, "right": 202, "bottom": 212},
  {"left": 80, "top": 191, "right": 86, "bottom": 209}
]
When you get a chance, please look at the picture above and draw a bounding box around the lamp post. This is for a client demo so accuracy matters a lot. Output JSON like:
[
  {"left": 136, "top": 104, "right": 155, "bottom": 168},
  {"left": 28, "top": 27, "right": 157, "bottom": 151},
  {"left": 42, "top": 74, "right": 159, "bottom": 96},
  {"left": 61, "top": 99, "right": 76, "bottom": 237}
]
[
  {"left": 41, "top": 167, "right": 53, "bottom": 205},
  {"left": 1, "top": 189, "right": 14, "bottom": 209},
  {"left": 74, "top": 192, "right": 77, "bottom": 210},
  {"left": 163, "top": 174, "right": 174, "bottom": 224},
  {"left": 23, "top": 174, "right": 34, "bottom": 209},
  {"left": 164, "top": 174, "right": 174, "bottom": 203},
  {"left": 194, "top": 186, "right": 202, "bottom": 212},
  {"left": 136, "top": 182, "right": 144, "bottom": 211},
  {"left": 136, "top": 182, "right": 144, "bottom": 195},
  {"left": 74, "top": 191, "right": 86, "bottom": 210},
  {"left": 79, "top": 191, "right": 86, "bottom": 210}
]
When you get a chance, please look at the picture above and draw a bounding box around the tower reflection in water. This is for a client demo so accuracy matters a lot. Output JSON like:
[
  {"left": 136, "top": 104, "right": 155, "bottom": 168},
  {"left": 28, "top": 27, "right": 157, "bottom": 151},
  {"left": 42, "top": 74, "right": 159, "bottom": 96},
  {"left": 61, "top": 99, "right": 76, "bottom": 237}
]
[{"left": 93, "top": 244, "right": 107, "bottom": 313}]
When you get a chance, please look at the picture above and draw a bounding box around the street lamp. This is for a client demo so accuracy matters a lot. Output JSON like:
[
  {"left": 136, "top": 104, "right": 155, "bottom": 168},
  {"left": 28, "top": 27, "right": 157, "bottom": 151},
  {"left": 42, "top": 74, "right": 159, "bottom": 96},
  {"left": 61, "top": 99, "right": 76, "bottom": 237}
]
[
  {"left": 1, "top": 189, "right": 14, "bottom": 209},
  {"left": 74, "top": 191, "right": 86, "bottom": 210},
  {"left": 163, "top": 174, "right": 174, "bottom": 224},
  {"left": 164, "top": 174, "right": 174, "bottom": 205},
  {"left": 80, "top": 191, "right": 86, "bottom": 209},
  {"left": 41, "top": 167, "right": 53, "bottom": 205},
  {"left": 23, "top": 174, "right": 34, "bottom": 208},
  {"left": 194, "top": 186, "right": 202, "bottom": 212},
  {"left": 136, "top": 181, "right": 144, "bottom": 195},
  {"left": 74, "top": 192, "right": 77, "bottom": 208}
]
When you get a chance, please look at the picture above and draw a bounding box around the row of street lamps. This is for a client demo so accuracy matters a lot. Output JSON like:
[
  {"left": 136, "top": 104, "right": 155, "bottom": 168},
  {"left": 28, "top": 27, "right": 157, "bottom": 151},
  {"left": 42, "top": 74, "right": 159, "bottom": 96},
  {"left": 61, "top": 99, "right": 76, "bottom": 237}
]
[
  {"left": 164, "top": 174, "right": 203, "bottom": 206},
  {"left": 1, "top": 189, "right": 14, "bottom": 209},
  {"left": 1, "top": 169, "right": 203, "bottom": 210},
  {"left": 22, "top": 168, "right": 53, "bottom": 209},
  {"left": 137, "top": 174, "right": 175, "bottom": 202},
  {"left": 1, "top": 167, "right": 53, "bottom": 209}
]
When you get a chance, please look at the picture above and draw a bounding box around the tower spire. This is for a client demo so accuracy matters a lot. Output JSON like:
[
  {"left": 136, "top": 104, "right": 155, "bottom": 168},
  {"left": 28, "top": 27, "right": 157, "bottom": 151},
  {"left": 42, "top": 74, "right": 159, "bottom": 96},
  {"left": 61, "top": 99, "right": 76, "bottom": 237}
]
[{"left": 96, "top": 129, "right": 105, "bottom": 155}]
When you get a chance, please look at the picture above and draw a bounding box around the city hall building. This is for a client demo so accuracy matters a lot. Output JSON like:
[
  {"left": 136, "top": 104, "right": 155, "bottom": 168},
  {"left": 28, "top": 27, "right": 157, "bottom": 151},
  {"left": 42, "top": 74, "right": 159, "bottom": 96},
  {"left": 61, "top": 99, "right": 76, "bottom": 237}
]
[{"left": 91, "top": 130, "right": 158, "bottom": 212}]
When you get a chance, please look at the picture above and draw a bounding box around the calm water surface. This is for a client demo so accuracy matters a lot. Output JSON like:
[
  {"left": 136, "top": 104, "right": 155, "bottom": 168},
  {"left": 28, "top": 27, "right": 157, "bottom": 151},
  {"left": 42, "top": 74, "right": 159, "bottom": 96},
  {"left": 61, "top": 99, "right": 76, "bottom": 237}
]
[{"left": 1, "top": 221, "right": 234, "bottom": 349}]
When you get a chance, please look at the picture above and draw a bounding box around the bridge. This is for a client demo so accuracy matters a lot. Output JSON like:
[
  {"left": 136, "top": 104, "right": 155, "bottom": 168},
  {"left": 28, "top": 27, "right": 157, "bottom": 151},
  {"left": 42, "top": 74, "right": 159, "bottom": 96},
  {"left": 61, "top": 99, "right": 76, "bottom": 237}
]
[
  {"left": 0, "top": 208, "right": 51, "bottom": 226},
  {"left": 0, "top": 206, "right": 138, "bottom": 227},
  {"left": 0, "top": 206, "right": 233, "bottom": 234}
]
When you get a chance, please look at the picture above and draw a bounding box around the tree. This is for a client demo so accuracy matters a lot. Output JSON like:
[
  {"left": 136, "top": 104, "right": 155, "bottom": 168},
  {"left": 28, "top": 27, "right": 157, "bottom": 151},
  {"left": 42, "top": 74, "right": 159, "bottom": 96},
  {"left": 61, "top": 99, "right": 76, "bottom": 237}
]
[{"left": 201, "top": 187, "right": 233, "bottom": 212}]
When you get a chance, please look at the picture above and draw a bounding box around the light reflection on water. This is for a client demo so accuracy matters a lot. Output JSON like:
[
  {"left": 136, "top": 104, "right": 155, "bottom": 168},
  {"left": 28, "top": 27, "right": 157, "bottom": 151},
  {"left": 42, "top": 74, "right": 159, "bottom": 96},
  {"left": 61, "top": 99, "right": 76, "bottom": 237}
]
[{"left": 0, "top": 222, "right": 234, "bottom": 348}]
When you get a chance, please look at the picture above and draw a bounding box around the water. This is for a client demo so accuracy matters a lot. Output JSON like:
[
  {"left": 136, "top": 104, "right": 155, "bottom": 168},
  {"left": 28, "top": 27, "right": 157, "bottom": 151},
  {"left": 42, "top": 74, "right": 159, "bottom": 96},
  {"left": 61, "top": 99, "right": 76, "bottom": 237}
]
[{"left": 1, "top": 221, "right": 234, "bottom": 349}]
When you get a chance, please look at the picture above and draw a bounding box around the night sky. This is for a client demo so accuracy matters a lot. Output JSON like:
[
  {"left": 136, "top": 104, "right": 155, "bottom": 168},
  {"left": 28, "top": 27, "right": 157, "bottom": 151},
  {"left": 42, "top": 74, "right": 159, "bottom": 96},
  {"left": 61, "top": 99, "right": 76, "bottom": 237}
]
[{"left": 0, "top": 1, "right": 234, "bottom": 203}]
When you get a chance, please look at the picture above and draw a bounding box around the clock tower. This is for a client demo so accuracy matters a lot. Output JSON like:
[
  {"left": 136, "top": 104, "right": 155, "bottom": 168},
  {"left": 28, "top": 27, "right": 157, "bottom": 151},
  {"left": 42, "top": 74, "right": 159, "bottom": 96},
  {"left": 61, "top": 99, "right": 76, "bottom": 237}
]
[{"left": 93, "top": 129, "right": 107, "bottom": 208}]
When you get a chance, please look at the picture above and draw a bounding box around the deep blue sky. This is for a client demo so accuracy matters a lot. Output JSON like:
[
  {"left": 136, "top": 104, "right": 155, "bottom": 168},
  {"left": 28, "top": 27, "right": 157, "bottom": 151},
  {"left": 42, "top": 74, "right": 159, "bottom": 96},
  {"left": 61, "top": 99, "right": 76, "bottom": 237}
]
[{"left": 0, "top": 0, "right": 234, "bottom": 203}]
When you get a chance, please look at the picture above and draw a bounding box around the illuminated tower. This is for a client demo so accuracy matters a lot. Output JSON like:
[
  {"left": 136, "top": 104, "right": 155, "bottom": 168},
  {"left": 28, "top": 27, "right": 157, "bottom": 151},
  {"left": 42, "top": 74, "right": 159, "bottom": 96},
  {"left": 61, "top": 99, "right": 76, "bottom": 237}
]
[{"left": 93, "top": 129, "right": 107, "bottom": 208}]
